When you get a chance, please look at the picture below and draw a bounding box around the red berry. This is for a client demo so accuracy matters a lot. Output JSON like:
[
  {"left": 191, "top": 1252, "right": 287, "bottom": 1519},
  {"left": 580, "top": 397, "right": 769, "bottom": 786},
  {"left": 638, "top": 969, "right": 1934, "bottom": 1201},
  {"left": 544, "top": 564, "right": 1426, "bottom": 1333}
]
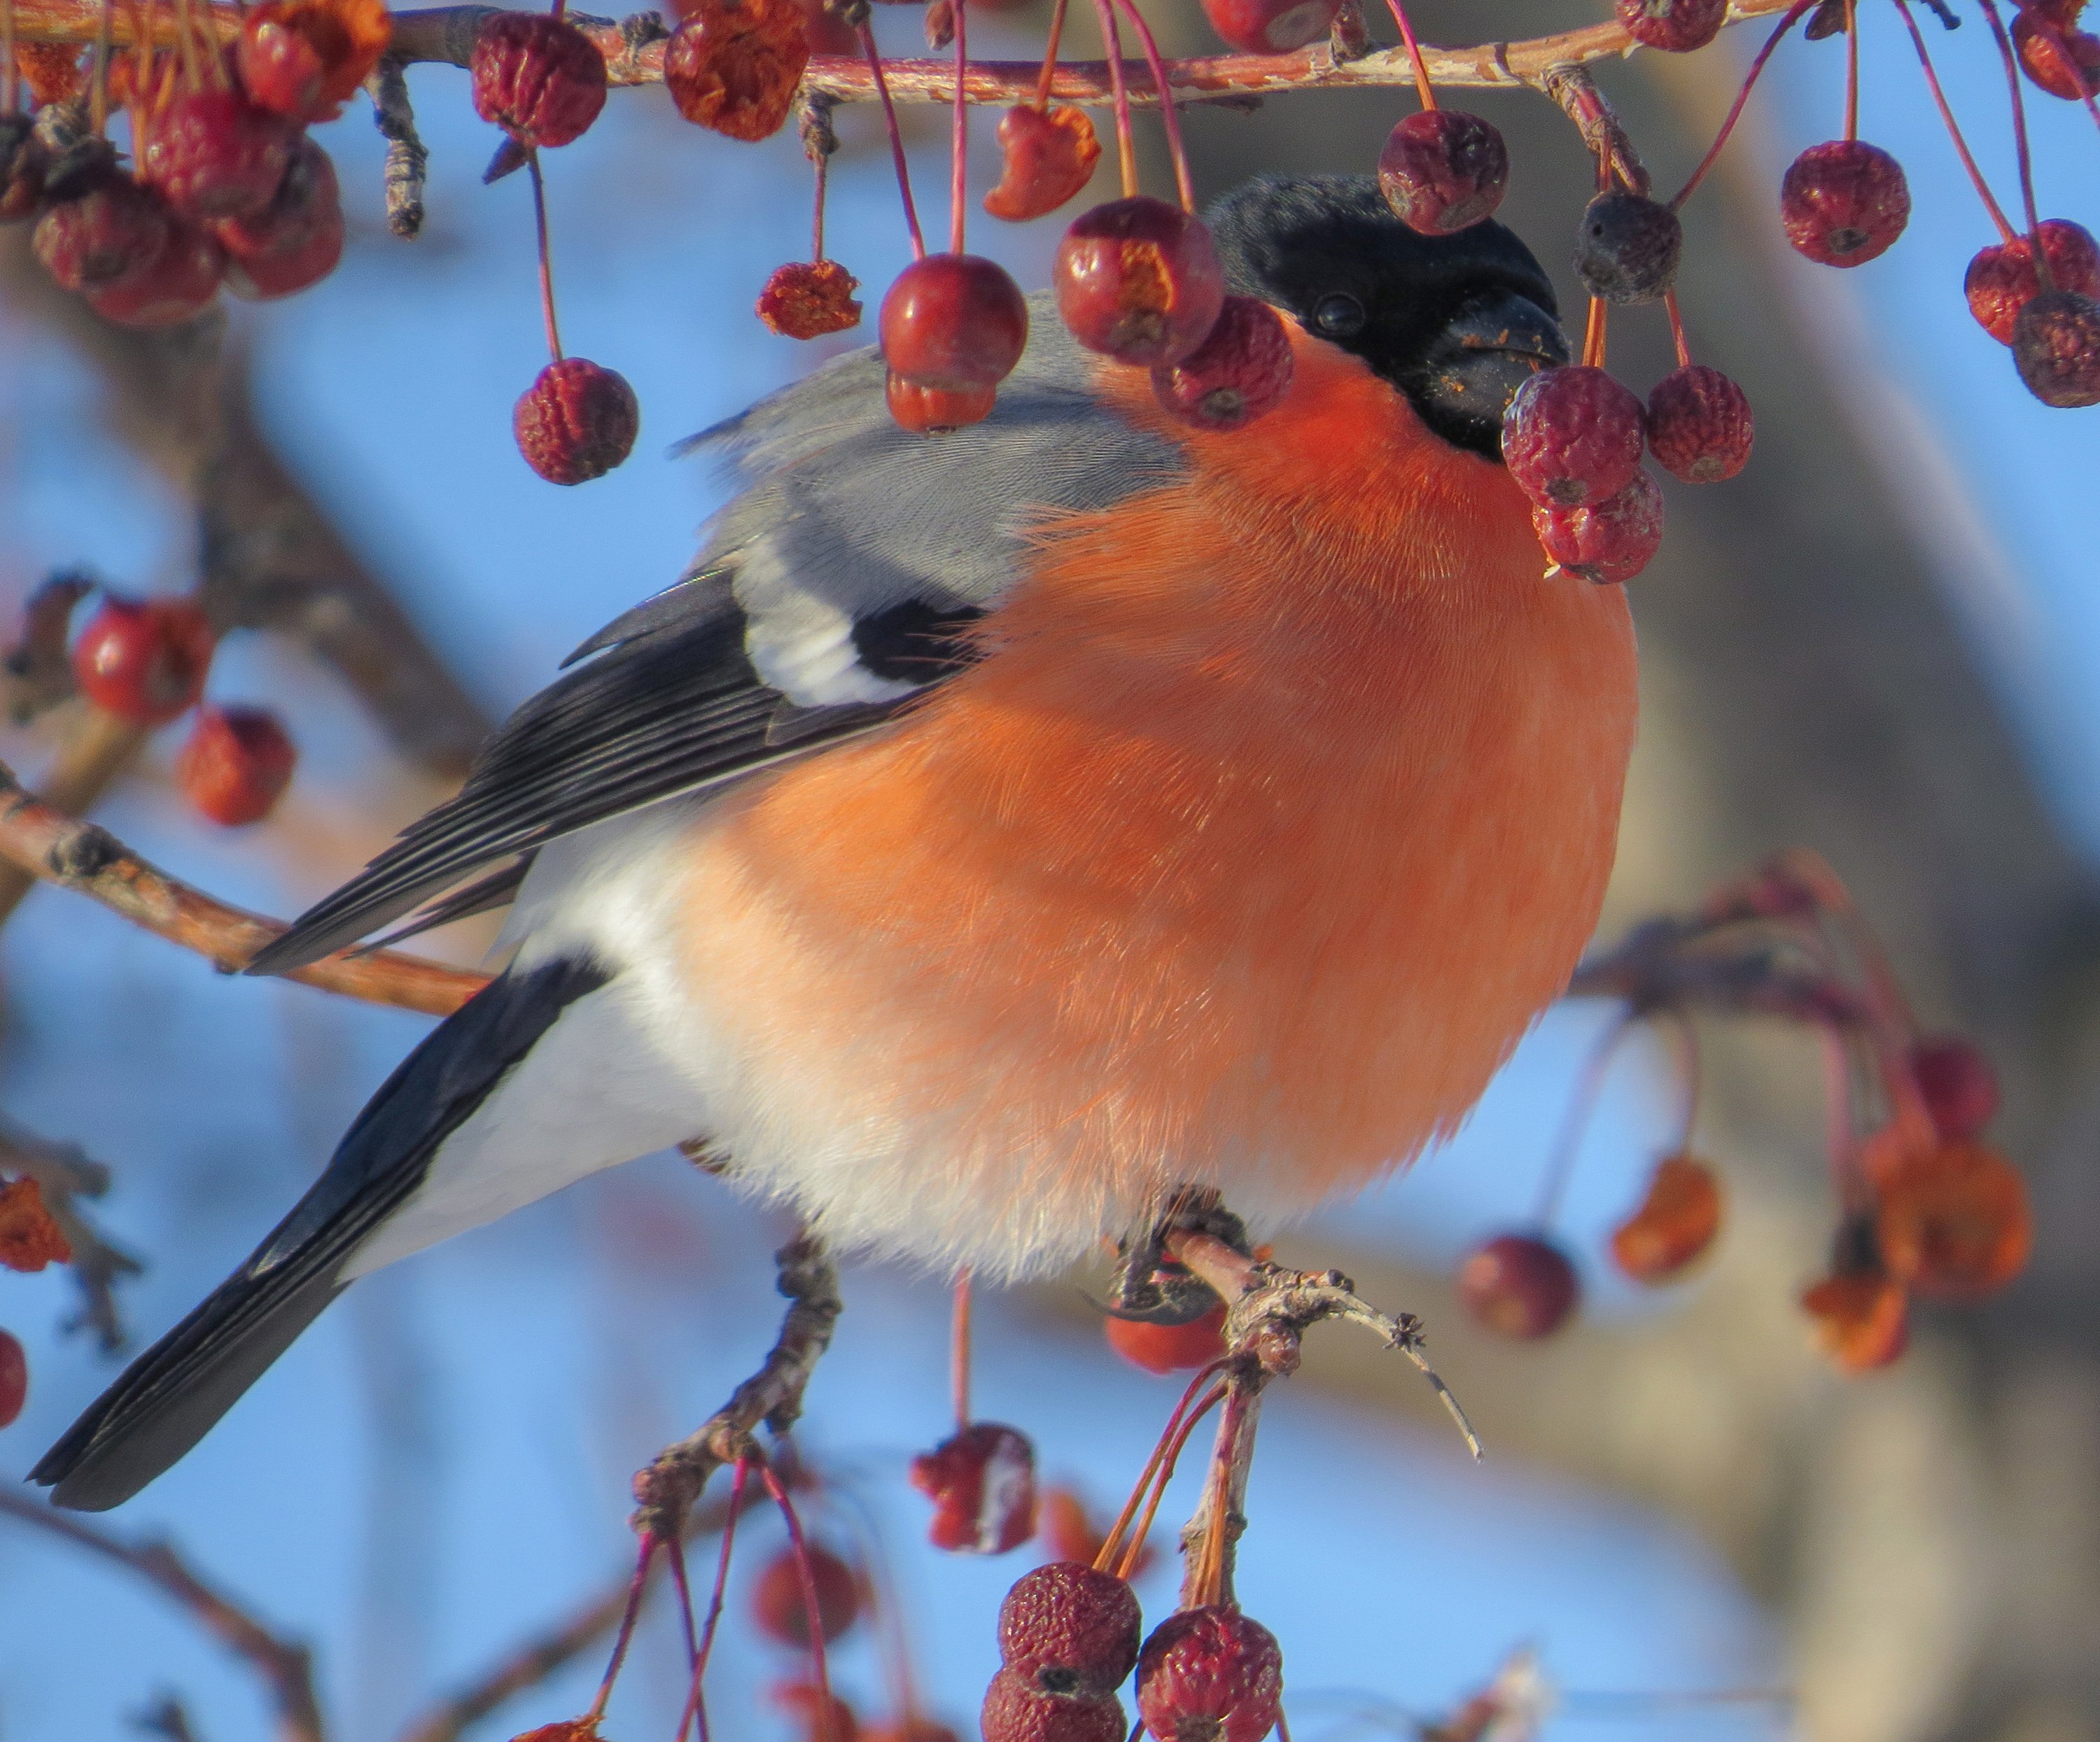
[
  {"left": 1455, "top": 1234, "right": 1581, "bottom": 1338},
  {"left": 514, "top": 358, "right": 640, "bottom": 485},
  {"left": 1532, "top": 470, "right": 1665, "bottom": 586},
  {"left": 32, "top": 168, "right": 174, "bottom": 295},
  {"left": 1779, "top": 141, "right": 1910, "bottom": 268},
  {"left": 2012, "top": 289, "right": 2100, "bottom": 407},
  {"left": 1614, "top": 0, "right": 1726, "bottom": 51},
  {"left": 86, "top": 220, "right": 225, "bottom": 326},
  {"left": 1054, "top": 197, "right": 1226, "bottom": 367},
  {"left": 751, "top": 1543, "right": 864, "bottom": 1648},
  {"left": 217, "top": 137, "right": 344, "bottom": 301},
  {"left": 2013, "top": 13, "right": 2100, "bottom": 99},
  {"left": 0, "top": 1328, "right": 24, "bottom": 1428},
  {"left": 1572, "top": 190, "right": 1681, "bottom": 304},
  {"left": 1644, "top": 364, "right": 1753, "bottom": 484},
  {"left": 236, "top": 0, "right": 393, "bottom": 120},
  {"left": 1198, "top": 0, "right": 1338, "bottom": 52},
  {"left": 0, "top": 115, "right": 46, "bottom": 224},
  {"left": 71, "top": 595, "right": 215, "bottom": 726},
  {"left": 471, "top": 13, "right": 608, "bottom": 148},
  {"left": 664, "top": 0, "right": 811, "bottom": 141},
  {"left": 1875, "top": 1139, "right": 2031, "bottom": 1301},
  {"left": 1135, "top": 1608, "right": 1282, "bottom": 1742},
  {"left": 138, "top": 87, "right": 296, "bottom": 224},
  {"left": 909, "top": 1421, "right": 1037, "bottom": 1554},
  {"left": 175, "top": 704, "right": 297, "bottom": 826},
  {"left": 1909, "top": 1037, "right": 2000, "bottom": 1141},
  {"left": 1800, "top": 1270, "right": 1909, "bottom": 1372},
  {"left": 775, "top": 1684, "right": 858, "bottom": 1742},
  {"left": 0, "top": 1176, "right": 71, "bottom": 1271},
  {"left": 984, "top": 105, "right": 1102, "bottom": 224},
  {"left": 1499, "top": 365, "right": 1646, "bottom": 508},
  {"left": 981, "top": 1669, "right": 1127, "bottom": 1742},
  {"left": 1149, "top": 296, "right": 1294, "bottom": 432},
  {"left": 1105, "top": 1303, "right": 1226, "bottom": 1374},
  {"left": 789, "top": 0, "right": 861, "bottom": 54},
  {"left": 1377, "top": 110, "right": 1508, "bottom": 236},
  {"left": 881, "top": 253, "right": 1030, "bottom": 388},
  {"left": 1966, "top": 222, "right": 2100, "bottom": 344},
  {"left": 886, "top": 374, "right": 998, "bottom": 434},
  {"left": 998, "top": 1563, "right": 1142, "bottom": 1696},
  {"left": 1609, "top": 1153, "right": 1723, "bottom": 1284},
  {"left": 757, "top": 258, "right": 863, "bottom": 338},
  {"left": 15, "top": 42, "right": 87, "bottom": 106}
]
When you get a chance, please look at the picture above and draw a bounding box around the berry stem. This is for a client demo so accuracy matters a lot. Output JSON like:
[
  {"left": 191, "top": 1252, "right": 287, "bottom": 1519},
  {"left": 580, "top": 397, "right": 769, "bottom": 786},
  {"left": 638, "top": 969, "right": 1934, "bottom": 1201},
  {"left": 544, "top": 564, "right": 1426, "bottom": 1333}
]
[
  {"left": 762, "top": 1460, "right": 836, "bottom": 1725},
  {"left": 1891, "top": 0, "right": 2017, "bottom": 242},
  {"left": 1092, "top": 1356, "right": 1234, "bottom": 1575},
  {"left": 666, "top": 1534, "right": 702, "bottom": 1671},
  {"left": 1842, "top": 0, "right": 1858, "bottom": 143},
  {"left": 861, "top": 21, "right": 927, "bottom": 260},
  {"left": 1091, "top": 0, "right": 1138, "bottom": 197},
  {"left": 1380, "top": 0, "right": 1436, "bottom": 111},
  {"left": 584, "top": 1533, "right": 659, "bottom": 1725},
  {"left": 1532, "top": 1009, "right": 1633, "bottom": 1230},
  {"left": 950, "top": 0, "right": 967, "bottom": 255},
  {"left": 1977, "top": 0, "right": 2046, "bottom": 273},
  {"left": 1670, "top": 0, "right": 1816, "bottom": 210},
  {"left": 1667, "top": 1010, "right": 1703, "bottom": 1156},
  {"left": 813, "top": 148, "right": 829, "bottom": 261},
  {"left": 1112, "top": 0, "right": 1194, "bottom": 212},
  {"left": 88, "top": 0, "right": 113, "bottom": 133},
  {"left": 950, "top": 1268, "right": 972, "bottom": 1432},
  {"left": 1115, "top": 1377, "right": 1227, "bottom": 1580},
  {"left": 1032, "top": 0, "right": 1070, "bottom": 109},
  {"left": 1581, "top": 293, "right": 1607, "bottom": 369},
  {"left": 674, "top": 1456, "right": 753, "bottom": 1742},
  {"left": 1663, "top": 287, "right": 1692, "bottom": 369},
  {"left": 526, "top": 146, "right": 564, "bottom": 362},
  {"left": 1181, "top": 1374, "right": 1263, "bottom": 1610}
]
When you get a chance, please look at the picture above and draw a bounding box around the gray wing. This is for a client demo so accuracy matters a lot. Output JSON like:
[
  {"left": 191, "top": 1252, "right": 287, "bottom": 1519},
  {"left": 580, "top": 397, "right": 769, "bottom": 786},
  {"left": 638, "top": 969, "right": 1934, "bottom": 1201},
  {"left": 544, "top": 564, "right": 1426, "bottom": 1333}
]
[{"left": 247, "top": 303, "right": 1184, "bottom": 976}]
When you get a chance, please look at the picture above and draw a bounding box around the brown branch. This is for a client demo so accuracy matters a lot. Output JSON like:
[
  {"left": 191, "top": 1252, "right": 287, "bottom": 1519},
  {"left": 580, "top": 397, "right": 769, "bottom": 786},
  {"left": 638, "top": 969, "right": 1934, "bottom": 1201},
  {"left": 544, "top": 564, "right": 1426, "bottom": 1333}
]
[
  {"left": 0, "top": 1490, "right": 326, "bottom": 1742},
  {"left": 0, "top": 705, "right": 148, "bottom": 927},
  {"left": 0, "top": 1114, "right": 143, "bottom": 1351},
  {"left": 367, "top": 56, "right": 429, "bottom": 240},
  {"left": 0, "top": 759, "right": 489, "bottom": 1017},
  {"left": 630, "top": 1231, "right": 841, "bottom": 1543}
]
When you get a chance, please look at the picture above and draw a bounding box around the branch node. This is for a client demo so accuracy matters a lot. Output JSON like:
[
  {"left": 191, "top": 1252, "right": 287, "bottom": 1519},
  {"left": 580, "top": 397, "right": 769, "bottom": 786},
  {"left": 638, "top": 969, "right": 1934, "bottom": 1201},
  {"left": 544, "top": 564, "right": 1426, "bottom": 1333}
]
[{"left": 368, "top": 56, "right": 428, "bottom": 240}]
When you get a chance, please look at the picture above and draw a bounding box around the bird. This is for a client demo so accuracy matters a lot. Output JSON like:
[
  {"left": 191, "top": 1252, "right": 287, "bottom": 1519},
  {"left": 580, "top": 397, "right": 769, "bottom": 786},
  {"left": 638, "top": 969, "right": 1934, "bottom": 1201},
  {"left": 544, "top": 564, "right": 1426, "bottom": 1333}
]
[{"left": 35, "top": 173, "right": 1638, "bottom": 1511}]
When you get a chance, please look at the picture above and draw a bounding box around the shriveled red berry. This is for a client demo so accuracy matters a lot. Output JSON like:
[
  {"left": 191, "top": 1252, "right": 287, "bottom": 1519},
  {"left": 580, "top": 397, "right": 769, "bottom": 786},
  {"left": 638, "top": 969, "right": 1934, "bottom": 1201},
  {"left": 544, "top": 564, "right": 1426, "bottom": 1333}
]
[
  {"left": 1572, "top": 190, "right": 1681, "bottom": 304},
  {"left": 909, "top": 1421, "right": 1037, "bottom": 1554},
  {"left": 882, "top": 253, "right": 1029, "bottom": 388},
  {"left": 0, "top": 1176, "right": 71, "bottom": 1270},
  {"left": 1105, "top": 1303, "right": 1226, "bottom": 1374},
  {"left": 15, "top": 43, "right": 87, "bottom": 106},
  {"left": 758, "top": 258, "right": 862, "bottom": 338},
  {"left": 985, "top": 105, "right": 1102, "bottom": 223},
  {"left": 982, "top": 1669, "right": 1126, "bottom": 1742},
  {"left": 751, "top": 1542, "right": 864, "bottom": 1648},
  {"left": 514, "top": 359, "right": 639, "bottom": 484},
  {"left": 1645, "top": 364, "right": 1753, "bottom": 484},
  {"left": 1198, "top": 0, "right": 1338, "bottom": 52},
  {"left": 0, "top": 1328, "right": 24, "bottom": 1428},
  {"left": 2012, "top": 289, "right": 2100, "bottom": 408},
  {"left": 1532, "top": 470, "right": 1665, "bottom": 585},
  {"left": 664, "top": 0, "right": 810, "bottom": 141},
  {"left": 175, "top": 705, "right": 297, "bottom": 826},
  {"left": 1609, "top": 1153, "right": 1723, "bottom": 1284},
  {"left": 85, "top": 219, "right": 224, "bottom": 327},
  {"left": 216, "top": 136, "right": 344, "bottom": 301},
  {"left": 886, "top": 374, "right": 998, "bottom": 434},
  {"left": 1055, "top": 197, "right": 1226, "bottom": 367},
  {"left": 1779, "top": 141, "right": 1910, "bottom": 268},
  {"left": 1377, "top": 110, "right": 1508, "bottom": 235},
  {"left": 1800, "top": 1270, "right": 1909, "bottom": 1372},
  {"left": 1500, "top": 365, "right": 1646, "bottom": 508},
  {"left": 137, "top": 87, "right": 296, "bottom": 224},
  {"left": 238, "top": 0, "right": 393, "bottom": 120},
  {"left": 1614, "top": 0, "right": 1726, "bottom": 52},
  {"left": 789, "top": 0, "right": 860, "bottom": 54},
  {"left": 1150, "top": 296, "right": 1293, "bottom": 432},
  {"left": 32, "top": 169, "right": 174, "bottom": 295},
  {"left": 2014, "top": 13, "right": 2100, "bottom": 99},
  {"left": 1875, "top": 1139, "right": 2031, "bottom": 1300},
  {"left": 776, "top": 1681, "right": 860, "bottom": 1742},
  {"left": 1966, "top": 222, "right": 2100, "bottom": 344},
  {"left": 998, "top": 1563, "right": 1142, "bottom": 1696},
  {"left": 71, "top": 595, "right": 215, "bottom": 725},
  {"left": 0, "top": 115, "right": 45, "bottom": 223},
  {"left": 1135, "top": 1607, "right": 1282, "bottom": 1742},
  {"left": 1909, "top": 1036, "right": 1999, "bottom": 1141},
  {"left": 471, "top": 12, "right": 608, "bottom": 148},
  {"left": 1456, "top": 1233, "right": 1581, "bottom": 1338}
]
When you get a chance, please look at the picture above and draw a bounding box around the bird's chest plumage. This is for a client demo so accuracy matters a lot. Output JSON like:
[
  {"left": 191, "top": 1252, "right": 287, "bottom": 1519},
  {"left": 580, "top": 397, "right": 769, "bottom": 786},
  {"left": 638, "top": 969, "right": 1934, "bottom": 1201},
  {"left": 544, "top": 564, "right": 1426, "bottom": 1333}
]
[{"left": 665, "top": 346, "right": 1638, "bottom": 1275}]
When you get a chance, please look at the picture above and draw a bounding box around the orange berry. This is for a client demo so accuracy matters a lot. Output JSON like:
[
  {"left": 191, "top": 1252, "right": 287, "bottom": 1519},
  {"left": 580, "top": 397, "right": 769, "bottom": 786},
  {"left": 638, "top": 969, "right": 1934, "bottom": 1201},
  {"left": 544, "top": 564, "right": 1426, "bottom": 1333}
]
[
  {"left": 1609, "top": 1153, "right": 1723, "bottom": 1284},
  {"left": 1875, "top": 1139, "right": 2031, "bottom": 1300},
  {"left": 984, "top": 106, "right": 1101, "bottom": 224},
  {"left": 757, "top": 259, "right": 862, "bottom": 339},
  {"left": 1800, "top": 1271, "right": 1908, "bottom": 1372},
  {"left": 1105, "top": 1303, "right": 1226, "bottom": 1375},
  {"left": 664, "top": 0, "right": 810, "bottom": 141}
]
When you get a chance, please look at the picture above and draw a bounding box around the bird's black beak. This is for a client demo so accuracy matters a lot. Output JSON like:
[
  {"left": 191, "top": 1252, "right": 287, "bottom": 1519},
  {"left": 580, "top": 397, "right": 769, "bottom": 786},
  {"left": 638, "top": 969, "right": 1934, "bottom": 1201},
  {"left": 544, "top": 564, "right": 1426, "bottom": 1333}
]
[{"left": 1414, "top": 288, "right": 1570, "bottom": 449}]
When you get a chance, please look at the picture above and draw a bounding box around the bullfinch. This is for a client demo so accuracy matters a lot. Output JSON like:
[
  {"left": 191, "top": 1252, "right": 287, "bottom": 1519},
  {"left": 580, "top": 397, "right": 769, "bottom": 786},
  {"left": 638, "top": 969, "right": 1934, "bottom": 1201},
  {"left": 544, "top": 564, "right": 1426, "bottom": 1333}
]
[{"left": 35, "top": 174, "right": 1637, "bottom": 1510}]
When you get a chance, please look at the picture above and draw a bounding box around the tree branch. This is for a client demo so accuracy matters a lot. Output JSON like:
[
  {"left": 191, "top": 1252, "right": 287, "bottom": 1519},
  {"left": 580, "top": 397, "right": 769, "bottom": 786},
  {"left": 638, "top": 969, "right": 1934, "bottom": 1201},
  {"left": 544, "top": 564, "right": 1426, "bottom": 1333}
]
[{"left": 0, "top": 1114, "right": 142, "bottom": 1351}]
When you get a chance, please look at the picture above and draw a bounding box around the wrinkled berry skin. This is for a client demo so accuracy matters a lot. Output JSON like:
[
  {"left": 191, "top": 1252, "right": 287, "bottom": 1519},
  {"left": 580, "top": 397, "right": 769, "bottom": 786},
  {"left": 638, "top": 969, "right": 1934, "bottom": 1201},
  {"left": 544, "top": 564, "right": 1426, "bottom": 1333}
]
[
  {"left": 1532, "top": 470, "right": 1665, "bottom": 586},
  {"left": 881, "top": 254, "right": 1030, "bottom": 388},
  {"left": 1614, "top": 0, "right": 1726, "bottom": 52},
  {"left": 1779, "top": 141, "right": 1910, "bottom": 268},
  {"left": 471, "top": 13, "right": 609, "bottom": 148},
  {"left": 33, "top": 168, "right": 174, "bottom": 295},
  {"left": 1456, "top": 1233, "right": 1581, "bottom": 1337},
  {"left": 2013, "top": 13, "right": 2100, "bottom": 99},
  {"left": 998, "top": 1564, "right": 1142, "bottom": 1696},
  {"left": 984, "top": 106, "right": 1101, "bottom": 224},
  {"left": 886, "top": 374, "right": 997, "bottom": 433},
  {"left": 1966, "top": 222, "right": 2100, "bottom": 344},
  {"left": 1572, "top": 190, "right": 1681, "bottom": 304},
  {"left": 1909, "top": 1037, "right": 1999, "bottom": 1141},
  {"left": 71, "top": 596, "right": 216, "bottom": 726},
  {"left": 514, "top": 358, "right": 640, "bottom": 484},
  {"left": 758, "top": 259, "right": 862, "bottom": 338},
  {"left": 88, "top": 221, "right": 225, "bottom": 327},
  {"left": 1149, "top": 296, "right": 1293, "bottom": 432},
  {"left": 982, "top": 1669, "right": 1128, "bottom": 1742},
  {"left": 910, "top": 1421, "right": 1037, "bottom": 1552},
  {"left": 1055, "top": 197, "right": 1226, "bottom": 367},
  {"left": 176, "top": 705, "right": 297, "bottom": 826},
  {"left": 217, "top": 136, "right": 345, "bottom": 301},
  {"left": 663, "top": 0, "right": 811, "bottom": 142},
  {"left": 1198, "top": 0, "right": 1339, "bottom": 52},
  {"left": 238, "top": 0, "right": 393, "bottom": 120},
  {"left": 1378, "top": 110, "right": 1507, "bottom": 235},
  {"left": 1135, "top": 1608, "right": 1283, "bottom": 1742},
  {"left": 1645, "top": 364, "right": 1753, "bottom": 484},
  {"left": 138, "top": 88, "right": 297, "bottom": 223},
  {"left": 2013, "top": 290, "right": 2100, "bottom": 408},
  {"left": 1500, "top": 365, "right": 1646, "bottom": 509}
]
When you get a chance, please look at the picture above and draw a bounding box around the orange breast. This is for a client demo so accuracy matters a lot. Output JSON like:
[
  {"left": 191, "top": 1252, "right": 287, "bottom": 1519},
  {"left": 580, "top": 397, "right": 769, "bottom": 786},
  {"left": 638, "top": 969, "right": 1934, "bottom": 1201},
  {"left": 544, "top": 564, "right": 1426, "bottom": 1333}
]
[{"left": 675, "top": 330, "right": 1638, "bottom": 1264}]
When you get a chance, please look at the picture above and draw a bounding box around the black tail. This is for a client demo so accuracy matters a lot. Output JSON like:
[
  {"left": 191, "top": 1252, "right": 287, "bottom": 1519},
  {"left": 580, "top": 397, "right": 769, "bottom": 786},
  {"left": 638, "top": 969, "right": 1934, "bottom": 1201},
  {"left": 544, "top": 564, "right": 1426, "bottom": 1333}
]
[{"left": 31, "top": 955, "right": 608, "bottom": 1510}]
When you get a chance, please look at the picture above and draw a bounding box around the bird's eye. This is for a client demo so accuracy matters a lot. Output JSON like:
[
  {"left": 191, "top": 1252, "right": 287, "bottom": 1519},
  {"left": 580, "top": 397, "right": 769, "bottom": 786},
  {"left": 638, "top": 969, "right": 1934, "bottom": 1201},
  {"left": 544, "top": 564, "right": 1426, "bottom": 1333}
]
[{"left": 1312, "top": 293, "right": 1366, "bottom": 337}]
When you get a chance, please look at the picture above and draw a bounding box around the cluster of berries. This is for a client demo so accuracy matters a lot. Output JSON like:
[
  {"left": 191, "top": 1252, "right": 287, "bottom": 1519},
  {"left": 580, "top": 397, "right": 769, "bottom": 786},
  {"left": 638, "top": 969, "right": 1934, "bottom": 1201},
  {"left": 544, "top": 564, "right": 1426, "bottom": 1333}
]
[
  {"left": 10, "top": 0, "right": 384, "bottom": 328},
  {"left": 0, "top": 1174, "right": 74, "bottom": 1434}
]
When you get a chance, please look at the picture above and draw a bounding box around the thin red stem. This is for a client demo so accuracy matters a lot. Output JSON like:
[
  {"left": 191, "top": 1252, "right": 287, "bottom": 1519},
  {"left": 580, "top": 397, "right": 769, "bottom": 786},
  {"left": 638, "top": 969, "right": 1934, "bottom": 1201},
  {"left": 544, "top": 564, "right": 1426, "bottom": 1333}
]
[
  {"left": 1092, "top": 1356, "right": 1236, "bottom": 1574},
  {"left": 1663, "top": 288, "right": 1692, "bottom": 369},
  {"left": 1091, "top": 0, "right": 1137, "bottom": 197},
  {"left": 1891, "top": 0, "right": 2017, "bottom": 241},
  {"left": 1669, "top": 1011, "right": 1702, "bottom": 1155},
  {"left": 674, "top": 1457, "right": 752, "bottom": 1742},
  {"left": 950, "top": 1270, "right": 972, "bottom": 1431},
  {"left": 1581, "top": 293, "right": 1608, "bottom": 369},
  {"left": 1842, "top": 0, "right": 1858, "bottom": 142},
  {"left": 1381, "top": 0, "right": 1436, "bottom": 108},
  {"left": 950, "top": 0, "right": 967, "bottom": 255},
  {"left": 1534, "top": 1010, "right": 1632, "bottom": 1230},
  {"left": 1032, "top": 0, "right": 1070, "bottom": 108},
  {"left": 584, "top": 1533, "right": 659, "bottom": 1724},
  {"left": 763, "top": 1462, "right": 836, "bottom": 1720},
  {"left": 1978, "top": 0, "right": 2045, "bottom": 261},
  {"left": 1116, "top": 1378, "right": 1228, "bottom": 1580},
  {"left": 1112, "top": 0, "right": 1194, "bottom": 211},
  {"left": 862, "top": 20, "right": 927, "bottom": 260},
  {"left": 526, "top": 148, "right": 563, "bottom": 361},
  {"left": 1672, "top": 0, "right": 1817, "bottom": 209},
  {"left": 666, "top": 1536, "right": 701, "bottom": 1671}
]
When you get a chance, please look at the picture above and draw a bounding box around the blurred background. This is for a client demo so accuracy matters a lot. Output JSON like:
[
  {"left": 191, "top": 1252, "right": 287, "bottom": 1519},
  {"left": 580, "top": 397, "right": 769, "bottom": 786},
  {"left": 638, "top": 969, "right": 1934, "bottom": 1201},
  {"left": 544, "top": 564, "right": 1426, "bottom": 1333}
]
[{"left": 1, "top": 1, "right": 2096, "bottom": 1737}]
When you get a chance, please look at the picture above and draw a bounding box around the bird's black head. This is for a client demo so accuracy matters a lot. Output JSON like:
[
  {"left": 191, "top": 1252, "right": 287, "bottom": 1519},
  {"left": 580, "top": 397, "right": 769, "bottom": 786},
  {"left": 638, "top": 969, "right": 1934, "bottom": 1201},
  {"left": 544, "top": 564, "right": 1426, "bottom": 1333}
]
[{"left": 1205, "top": 173, "right": 1568, "bottom": 459}]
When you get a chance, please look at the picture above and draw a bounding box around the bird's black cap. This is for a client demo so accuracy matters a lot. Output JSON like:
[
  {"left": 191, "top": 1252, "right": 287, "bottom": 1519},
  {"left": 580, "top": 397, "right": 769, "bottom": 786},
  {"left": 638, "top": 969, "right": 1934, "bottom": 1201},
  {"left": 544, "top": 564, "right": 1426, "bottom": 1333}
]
[{"left": 1207, "top": 174, "right": 1569, "bottom": 459}]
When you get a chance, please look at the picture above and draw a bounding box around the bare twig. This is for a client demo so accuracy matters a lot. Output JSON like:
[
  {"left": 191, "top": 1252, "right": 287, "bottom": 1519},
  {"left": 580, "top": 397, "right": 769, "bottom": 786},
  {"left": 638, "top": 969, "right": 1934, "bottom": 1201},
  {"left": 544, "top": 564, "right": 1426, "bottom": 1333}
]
[
  {"left": 367, "top": 57, "right": 428, "bottom": 239},
  {"left": 1539, "top": 62, "right": 1650, "bottom": 196},
  {"left": 0, "top": 1114, "right": 142, "bottom": 1350},
  {"left": 1, "top": 570, "right": 94, "bottom": 726},
  {"left": 0, "top": 705, "right": 148, "bottom": 927},
  {"left": 0, "top": 1490, "right": 326, "bottom": 1742},
  {"left": 0, "top": 759, "right": 489, "bottom": 1016},
  {"left": 135, "top": 1694, "right": 206, "bottom": 1742}
]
